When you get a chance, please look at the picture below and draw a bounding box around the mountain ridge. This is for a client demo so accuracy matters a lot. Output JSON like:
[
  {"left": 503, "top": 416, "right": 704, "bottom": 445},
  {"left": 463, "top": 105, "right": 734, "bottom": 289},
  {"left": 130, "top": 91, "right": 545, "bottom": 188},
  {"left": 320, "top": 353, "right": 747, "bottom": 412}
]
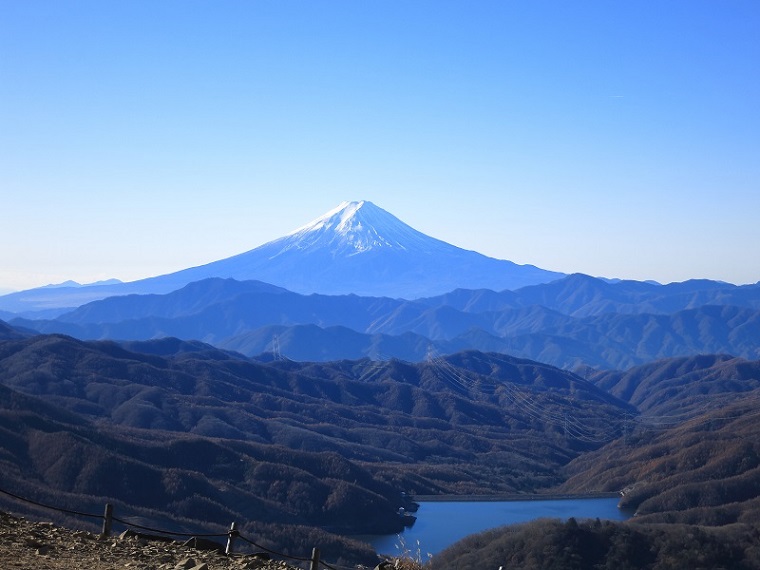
[
  {"left": 0, "top": 201, "right": 564, "bottom": 312},
  {"left": 11, "top": 275, "right": 760, "bottom": 370}
]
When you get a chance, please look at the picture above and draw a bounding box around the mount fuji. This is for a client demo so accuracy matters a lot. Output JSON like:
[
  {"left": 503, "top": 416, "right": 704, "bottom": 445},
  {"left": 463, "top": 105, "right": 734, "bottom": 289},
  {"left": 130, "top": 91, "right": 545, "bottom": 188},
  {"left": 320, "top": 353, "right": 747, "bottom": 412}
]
[
  {"left": 0, "top": 201, "right": 563, "bottom": 312},
  {"left": 167, "top": 200, "right": 563, "bottom": 297}
]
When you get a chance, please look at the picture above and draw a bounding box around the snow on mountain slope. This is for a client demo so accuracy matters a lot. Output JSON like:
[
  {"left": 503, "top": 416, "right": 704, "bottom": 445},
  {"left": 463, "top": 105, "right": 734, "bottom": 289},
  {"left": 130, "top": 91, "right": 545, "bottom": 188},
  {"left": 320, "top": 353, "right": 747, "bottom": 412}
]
[
  {"left": 274, "top": 201, "right": 460, "bottom": 256},
  {"left": 0, "top": 201, "right": 564, "bottom": 311},
  {"left": 172, "top": 200, "right": 563, "bottom": 298}
]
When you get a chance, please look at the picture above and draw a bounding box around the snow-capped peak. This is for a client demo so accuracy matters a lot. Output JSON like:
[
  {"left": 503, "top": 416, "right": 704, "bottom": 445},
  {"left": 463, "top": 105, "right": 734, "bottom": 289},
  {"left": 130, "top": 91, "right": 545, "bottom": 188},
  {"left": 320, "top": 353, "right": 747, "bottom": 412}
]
[
  {"left": 287, "top": 200, "right": 369, "bottom": 237},
  {"left": 278, "top": 200, "right": 443, "bottom": 256}
]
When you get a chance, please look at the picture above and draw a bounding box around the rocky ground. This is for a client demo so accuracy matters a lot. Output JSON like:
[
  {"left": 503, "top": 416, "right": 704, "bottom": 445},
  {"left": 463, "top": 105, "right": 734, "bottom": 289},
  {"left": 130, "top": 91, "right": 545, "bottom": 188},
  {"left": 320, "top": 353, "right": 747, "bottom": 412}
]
[{"left": 0, "top": 511, "right": 304, "bottom": 570}]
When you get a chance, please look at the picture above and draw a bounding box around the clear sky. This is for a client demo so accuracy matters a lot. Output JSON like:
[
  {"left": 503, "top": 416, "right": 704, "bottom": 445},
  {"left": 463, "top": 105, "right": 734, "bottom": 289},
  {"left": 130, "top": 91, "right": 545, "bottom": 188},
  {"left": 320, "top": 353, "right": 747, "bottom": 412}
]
[{"left": 2, "top": 1, "right": 759, "bottom": 294}]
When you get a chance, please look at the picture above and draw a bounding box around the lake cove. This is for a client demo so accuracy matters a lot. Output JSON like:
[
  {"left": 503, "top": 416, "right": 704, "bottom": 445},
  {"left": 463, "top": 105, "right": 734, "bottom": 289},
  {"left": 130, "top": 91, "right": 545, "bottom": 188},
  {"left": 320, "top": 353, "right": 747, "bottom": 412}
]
[{"left": 365, "top": 496, "right": 632, "bottom": 557}]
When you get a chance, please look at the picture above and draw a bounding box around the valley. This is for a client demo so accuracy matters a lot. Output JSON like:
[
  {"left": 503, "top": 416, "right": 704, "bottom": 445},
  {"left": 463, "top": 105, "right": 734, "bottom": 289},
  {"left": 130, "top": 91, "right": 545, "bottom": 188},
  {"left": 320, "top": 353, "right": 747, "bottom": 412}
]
[
  {"left": 1, "top": 202, "right": 759, "bottom": 568},
  {"left": 1, "top": 321, "right": 759, "bottom": 566}
]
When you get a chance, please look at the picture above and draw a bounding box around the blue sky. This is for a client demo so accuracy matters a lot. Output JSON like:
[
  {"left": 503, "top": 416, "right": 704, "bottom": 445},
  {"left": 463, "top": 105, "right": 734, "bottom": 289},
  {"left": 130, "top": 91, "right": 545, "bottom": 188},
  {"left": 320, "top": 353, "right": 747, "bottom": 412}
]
[{"left": 1, "top": 1, "right": 759, "bottom": 293}]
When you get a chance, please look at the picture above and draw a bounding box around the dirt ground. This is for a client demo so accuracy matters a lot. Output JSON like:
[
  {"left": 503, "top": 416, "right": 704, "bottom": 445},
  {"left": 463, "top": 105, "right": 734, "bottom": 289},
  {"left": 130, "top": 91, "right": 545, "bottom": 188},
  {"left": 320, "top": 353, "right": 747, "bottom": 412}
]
[{"left": 0, "top": 511, "right": 303, "bottom": 570}]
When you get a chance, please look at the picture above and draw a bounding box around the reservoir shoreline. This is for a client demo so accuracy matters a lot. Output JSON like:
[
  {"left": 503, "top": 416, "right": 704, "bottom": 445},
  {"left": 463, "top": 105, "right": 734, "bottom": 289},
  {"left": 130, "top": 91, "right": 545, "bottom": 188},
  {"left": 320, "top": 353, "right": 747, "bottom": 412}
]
[
  {"left": 409, "top": 492, "right": 620, "bottom": 502},
  {"left": 365, "top": 495, "right": 630, "bottom": 555}
]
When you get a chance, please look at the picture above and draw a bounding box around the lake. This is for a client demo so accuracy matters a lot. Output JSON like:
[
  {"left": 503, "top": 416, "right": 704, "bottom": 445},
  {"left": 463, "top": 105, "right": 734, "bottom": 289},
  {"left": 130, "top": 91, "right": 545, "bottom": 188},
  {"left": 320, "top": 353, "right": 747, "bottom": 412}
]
[{"left": 364, "top": 496, "right": 631, "bottom": 557}]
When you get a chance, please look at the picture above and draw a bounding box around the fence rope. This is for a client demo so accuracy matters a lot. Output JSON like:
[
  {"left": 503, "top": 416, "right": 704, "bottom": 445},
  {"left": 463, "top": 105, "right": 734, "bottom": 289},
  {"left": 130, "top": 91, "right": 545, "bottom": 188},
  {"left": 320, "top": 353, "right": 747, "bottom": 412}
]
[
  {"left": 110, "top": 516, "right": 228, "bottom": 538},
  {"left": 237, "top": 533, "right": 358, "bottom": 570},
  {"left": 237, "top": 533, "right": 313, "bottom": 562},
  {"left": 0, "top": 484, "right": 357, "bottom": 568},
  {"left": 0, "top": 486, "right": 102, "bottom": 520}
]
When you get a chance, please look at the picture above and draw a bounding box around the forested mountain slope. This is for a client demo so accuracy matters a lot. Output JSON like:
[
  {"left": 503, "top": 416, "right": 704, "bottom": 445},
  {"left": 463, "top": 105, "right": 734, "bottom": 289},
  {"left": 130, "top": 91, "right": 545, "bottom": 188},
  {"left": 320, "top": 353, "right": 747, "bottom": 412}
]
[{"left": 0, "top": 334, "right": 635, "bottom": 564}]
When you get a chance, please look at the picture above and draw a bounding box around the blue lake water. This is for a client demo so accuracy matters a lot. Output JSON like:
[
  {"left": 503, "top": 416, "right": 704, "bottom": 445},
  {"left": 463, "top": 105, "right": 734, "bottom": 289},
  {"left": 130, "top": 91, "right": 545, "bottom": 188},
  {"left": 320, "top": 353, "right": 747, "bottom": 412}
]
[{"left": 365, "top": 497, "right": 630, "bottom": 557}]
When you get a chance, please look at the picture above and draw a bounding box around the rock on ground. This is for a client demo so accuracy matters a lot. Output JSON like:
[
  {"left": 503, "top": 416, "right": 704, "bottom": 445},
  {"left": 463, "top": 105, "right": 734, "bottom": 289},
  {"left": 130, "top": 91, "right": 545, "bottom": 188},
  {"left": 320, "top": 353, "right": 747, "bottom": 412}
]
[{"left": 0, "top": 511, "right": 300, "bottom": 570}]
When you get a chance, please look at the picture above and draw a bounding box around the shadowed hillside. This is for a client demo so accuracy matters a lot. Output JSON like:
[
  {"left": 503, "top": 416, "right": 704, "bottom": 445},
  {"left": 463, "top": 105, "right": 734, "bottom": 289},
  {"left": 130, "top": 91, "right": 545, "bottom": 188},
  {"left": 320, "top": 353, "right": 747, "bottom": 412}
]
[
  {"left": 0, "top": 319, "right": 33, "bottom": 340},
  {"left": 5, "top": 329, "right": 760, "bottom": 566},
  {"left": 0, "top": 333, "right": 636, "bottom": 565},
  {"left": 433, "top": 354, "right": 760, "bottom": 569},
  {"left": 0, "top": 381, "right": 388, "bottom": 565},
  {"left": 557, "top": 356, "right": 760, "bottom": 525},
  {"left": 434, "top": 517, "right": 760, "bottom": 570},
  {"left": 590, "top": 354, "right": 760, "bottom": 417},
  {"left": 559, "top": 397, "right": 760, "bottom": 527}
]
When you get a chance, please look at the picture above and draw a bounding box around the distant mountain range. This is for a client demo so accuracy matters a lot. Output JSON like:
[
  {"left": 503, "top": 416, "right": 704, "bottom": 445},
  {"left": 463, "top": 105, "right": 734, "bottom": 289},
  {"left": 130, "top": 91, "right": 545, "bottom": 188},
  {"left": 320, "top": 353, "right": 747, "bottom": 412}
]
[
  {"left": 3, "top": 199, "right": 758, "bottom": 371},
  {"left": 0, "top": 200, "right": 563, "bottom": 314},
  {"left": 9, "top": 273, "right": 760, "bottom": 370}
]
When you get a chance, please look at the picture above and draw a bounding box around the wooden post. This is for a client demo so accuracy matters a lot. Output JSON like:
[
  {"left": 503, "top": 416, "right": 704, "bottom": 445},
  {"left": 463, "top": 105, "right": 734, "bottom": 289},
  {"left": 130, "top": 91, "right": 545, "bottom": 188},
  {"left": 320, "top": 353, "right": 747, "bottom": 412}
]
[
  {"left": 309, "top": 547, "right": 320, "bottom": 570},
  {"left": 225, "top": 522, "right": 238, "bottom": 556},
  {"left": 100, "top": 503, "right": 113, "bottom": 538}
]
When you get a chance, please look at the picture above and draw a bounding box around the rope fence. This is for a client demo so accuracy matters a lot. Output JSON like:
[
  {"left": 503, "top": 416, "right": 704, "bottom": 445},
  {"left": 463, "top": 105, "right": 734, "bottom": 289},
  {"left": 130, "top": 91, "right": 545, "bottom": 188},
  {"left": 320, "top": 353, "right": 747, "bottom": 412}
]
[
  {"left": 0, "top": 485, "right": 356, "bottom": 570},
  {"left": 0, "top": 485, "right": 104, "bottom": 520}
]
